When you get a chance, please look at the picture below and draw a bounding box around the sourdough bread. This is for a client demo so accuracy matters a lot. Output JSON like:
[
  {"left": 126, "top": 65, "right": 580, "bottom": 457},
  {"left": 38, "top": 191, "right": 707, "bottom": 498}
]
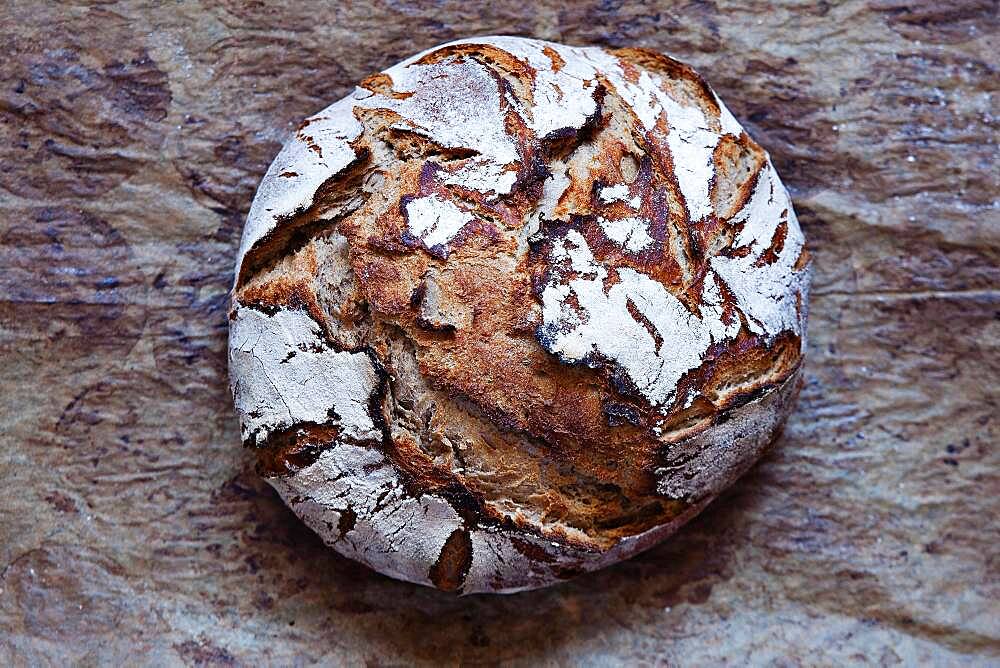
[{"left": 229, "top": 36, "right": 810, "bottom": 593}]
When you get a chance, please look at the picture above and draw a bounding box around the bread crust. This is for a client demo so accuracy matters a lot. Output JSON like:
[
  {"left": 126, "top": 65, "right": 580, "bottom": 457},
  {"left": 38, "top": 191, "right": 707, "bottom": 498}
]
[{"left": 228, "top": 36, "right": 810, "bottom": 593}]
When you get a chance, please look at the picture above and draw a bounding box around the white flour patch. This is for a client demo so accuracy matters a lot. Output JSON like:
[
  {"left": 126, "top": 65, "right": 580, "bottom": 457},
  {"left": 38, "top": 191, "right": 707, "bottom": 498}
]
[
  {"left": 229, "top": 306, "right": 380, "bottom": 445},
  {"left": 599, "top": 183, "right": 629, "bottom": 202},
  {"left": 658, "top": 88, "right": 718, "bottom": 222},
  {"left": 538, "top": 169, "right": 571, "bottom": 220},
  {"left": 538, "top": 230, "right": 740, "bottom": 406},
  {"left": 463, "top": 531, "right": 556, "bottom": 594},
  {"left": 710, "top": 161, "right": 806, "bottom": 338},
  {"left": 358, "top": 37, "right": 611, "bottom": 197},
  {"left": 404, "top": 194, "right": 475, "bottom": 251},
  {"left": 360, "top": 57, "right": 520, "bottom": 196},
  {"left": 440, "top": 158, "right": 518, "bottom": 198},
  {"left": 683, "top": 389, "right": 697, "bottom": 409},
  {"left": 268, "top": 444, "right": 464, "bottom": 588},
  {"left": 600, "top": 216, "right": 655, "bottom": 252},
  {"left": 472, "top": 36, "right": 604, "bottom": 139},
  {"left": 591, "top": 64, "right": 720, "bottom": 222},
  {"left": 599, "top": 184, "right": 641, "bottom": 209}
]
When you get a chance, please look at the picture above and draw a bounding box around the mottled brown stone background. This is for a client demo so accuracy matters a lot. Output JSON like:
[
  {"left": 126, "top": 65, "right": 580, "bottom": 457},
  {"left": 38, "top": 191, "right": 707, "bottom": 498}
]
[{"left": 1, "top": 1, "right": 997, "bottom": 665}]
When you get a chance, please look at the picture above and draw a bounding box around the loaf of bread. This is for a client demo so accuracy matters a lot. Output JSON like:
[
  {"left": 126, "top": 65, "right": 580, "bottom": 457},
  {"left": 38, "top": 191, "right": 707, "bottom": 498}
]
[{"left": 229, "top": 36, "right": 810, "bottom": 593}]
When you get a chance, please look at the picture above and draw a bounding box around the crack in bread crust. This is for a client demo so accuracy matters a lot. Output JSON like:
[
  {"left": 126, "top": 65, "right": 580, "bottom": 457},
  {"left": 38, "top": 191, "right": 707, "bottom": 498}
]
[{"left": 229, "top": 36, "right": 810, "bottom": 593}]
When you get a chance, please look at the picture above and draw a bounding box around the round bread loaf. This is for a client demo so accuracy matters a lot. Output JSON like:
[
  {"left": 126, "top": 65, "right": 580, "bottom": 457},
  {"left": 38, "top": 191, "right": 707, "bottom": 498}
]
[{"left": 229, "top": 36, "right": 810, "bottom": 594}]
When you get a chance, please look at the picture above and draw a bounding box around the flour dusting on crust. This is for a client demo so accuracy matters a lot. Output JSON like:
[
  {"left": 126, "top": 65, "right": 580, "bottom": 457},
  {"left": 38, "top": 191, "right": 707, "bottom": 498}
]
[
  {"left": 599, "top": 184, "right": 642, "bottom": 209},
  {"left": 229, "top": 305, "right": 380, "bottom": 445},
  {"left": 538, "top": 230, "right": 742, "bottom": 406},
  {"left": 269, "top": 443, "right": 464, "bottom": 587},
  {"left": 710, "top": 160, "right": 807, "bottom": 337},
  {"left": 404, "top": 194, "right": 475, "bottom": 253},
  {"left": 230, "top": 36, "right": 810, "bottom": 594},
  {"left": 599, "top": 216, "right": 655, "bottom": 252},
  {"left": 236, "top": 110, "right": 363, "bottom": 280}
]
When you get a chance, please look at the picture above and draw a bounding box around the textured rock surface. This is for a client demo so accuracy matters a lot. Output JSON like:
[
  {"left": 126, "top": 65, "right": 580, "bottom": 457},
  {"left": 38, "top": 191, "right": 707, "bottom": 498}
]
[{"left": 0, "top": 0, "right": 997, "bottom": 664}]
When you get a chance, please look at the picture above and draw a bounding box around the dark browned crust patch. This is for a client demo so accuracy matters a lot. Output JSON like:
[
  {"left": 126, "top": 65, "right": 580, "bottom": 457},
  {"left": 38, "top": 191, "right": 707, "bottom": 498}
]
[
  {"left": 428, "top": 528, "right": 473, "bottom": 592},
  {"left": 255, "top": 424, "right": 341, "bottom": 478}
]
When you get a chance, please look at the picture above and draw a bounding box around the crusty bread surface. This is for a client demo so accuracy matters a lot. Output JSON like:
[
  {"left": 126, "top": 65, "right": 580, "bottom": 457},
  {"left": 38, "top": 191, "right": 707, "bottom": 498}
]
[{"left": 229, "top": 36, "right": 810, "bottom": 593}]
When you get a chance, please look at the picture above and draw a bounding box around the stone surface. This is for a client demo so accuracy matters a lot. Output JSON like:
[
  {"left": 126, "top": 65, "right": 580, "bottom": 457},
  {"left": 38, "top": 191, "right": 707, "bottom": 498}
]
[{"left": 0, "top": 0, "right": 996, "bottom": 664}]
